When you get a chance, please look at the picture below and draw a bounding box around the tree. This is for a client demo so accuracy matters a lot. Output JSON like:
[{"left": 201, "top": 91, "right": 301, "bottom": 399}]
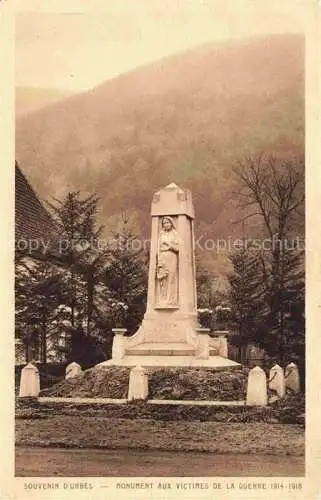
[
  {"left": 46, "top": 191, "right": 110, "bottom": 361},
  {"left": 104, "top": 216, "right": 148, "bottom": 335},
  {"left": 47, "top": 191, "right": 104, "bottom": 326},
  {"left": 272, "top": 245, "right": 304, "bottom": 362},
  {"left": 196, "top": 265, "right": 213, "bottom": 309},
  {"left": 196, "top": 256, "right": 230, "bottom": 329},
  {"left": 15, "top": 259, "right": 66, "bottom": 363},
  {"left": 233, "top": 153, "right": 305, "bottom": 362},
  {"left": 228, "top": 243, "right": 267, "bottom": 362},
  {"left": 15, "top": 192, "right": 148, "bottom": 365}
]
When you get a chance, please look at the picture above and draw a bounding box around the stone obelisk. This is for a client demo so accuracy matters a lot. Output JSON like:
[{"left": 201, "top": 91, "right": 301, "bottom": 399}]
[
  {"left": 105, "top": 183, "right": 240, "bottom": 368},
  {"left": 132, "top": 182, "right": 198, "bottom": 347}
]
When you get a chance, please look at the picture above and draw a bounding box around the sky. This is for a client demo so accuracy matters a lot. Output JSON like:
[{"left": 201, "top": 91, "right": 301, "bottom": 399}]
[{"left": 15, "top": 0, "right": 308, "bottom": 92}]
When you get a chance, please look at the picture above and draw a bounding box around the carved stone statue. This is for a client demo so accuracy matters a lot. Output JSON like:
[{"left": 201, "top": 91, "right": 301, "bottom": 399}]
[{"left": 156, "top": 216, "right": 179, "bottom": 305}]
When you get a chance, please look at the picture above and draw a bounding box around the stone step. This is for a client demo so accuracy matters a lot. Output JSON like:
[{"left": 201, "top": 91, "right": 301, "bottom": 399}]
[
  {"left": 126, "top": 343, "right": 196, "bottom": 356},
  {"left": 99, "top": 355, "right": 241, "bottom": 369},
  {"left": 38, "top": 397, "right": 245, "bottom": 406}
]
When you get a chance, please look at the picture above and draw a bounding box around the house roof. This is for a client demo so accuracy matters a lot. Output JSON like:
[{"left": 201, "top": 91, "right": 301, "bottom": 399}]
[{"left": 15, "top": 162, "right": 62, "bottom": 260}]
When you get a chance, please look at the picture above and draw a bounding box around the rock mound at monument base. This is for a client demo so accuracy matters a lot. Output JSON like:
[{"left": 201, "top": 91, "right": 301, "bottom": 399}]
[
  {"left": 40, "top": 366, "right": 249, "bottom": 401},
  {"left": 148, "top": 367, "right": 248, "bottom": 401}
]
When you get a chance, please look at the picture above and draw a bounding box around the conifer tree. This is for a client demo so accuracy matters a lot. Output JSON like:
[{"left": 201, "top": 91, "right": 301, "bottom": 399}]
[
  {"left": 228, "top": 243, "right": 267, "bottom": 362},
  {"left": 46, "top": 192, "right": 109, "bottom": 360},
  {"left": 233, "top": 154, "right": 304, "bottom": 362},
  {"left": 104, "top": 218, "right": 148, "bottom": 334},
  {"left": 264, "top": 243, "right": 305, "bottom": 362},
  {"left": 15, "top": 260, "right": 65, "bottom": 362}
]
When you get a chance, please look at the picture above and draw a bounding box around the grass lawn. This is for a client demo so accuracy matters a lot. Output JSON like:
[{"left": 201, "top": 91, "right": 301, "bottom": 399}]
[
  {"left": 16, "top": 416, "right": 304, "bottom": 455},
  {"left": 15, "top": 447, "right": 305, "bottom": 477}
]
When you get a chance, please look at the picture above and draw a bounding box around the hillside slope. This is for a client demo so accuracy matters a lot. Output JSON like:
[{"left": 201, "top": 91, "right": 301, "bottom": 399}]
[
  {"left": 15, "top": 87, "right": 72, "bottom": 116},
  {"left": 16, "top": 35, "right": 304, "bottom": 251}
]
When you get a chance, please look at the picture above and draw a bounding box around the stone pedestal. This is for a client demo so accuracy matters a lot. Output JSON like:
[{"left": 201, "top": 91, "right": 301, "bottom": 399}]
[
  {"left": 104, "top": 183, "right": 240, "bottom": 370},
  {"left": 210, "top": 331, "right": 228, "bottom": 358},
  {"left": 218, "top": 336, "right": 228, "bottom": 358},
  {"left": 246, "top": 366, "right": 267, "bottom": 406},
  {"left": 111, "top": 328, "right": 127, "bottom": 362},
  {"left": 196, "top": 328, "right": 210, "bottom": 359},
  {"left": 128, "top": 366, "right": 148, "bottom": 401},
  {"left": 269, "top": 364, "right": 285, "bottom": 397},
  {"left": 19, "top": 363, "right": 40, "bottom": 398}
]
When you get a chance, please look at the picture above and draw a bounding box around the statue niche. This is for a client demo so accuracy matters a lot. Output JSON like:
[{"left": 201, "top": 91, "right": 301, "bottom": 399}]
[{"left": 155, "top": 216, "right": 179, "bottom": 306}]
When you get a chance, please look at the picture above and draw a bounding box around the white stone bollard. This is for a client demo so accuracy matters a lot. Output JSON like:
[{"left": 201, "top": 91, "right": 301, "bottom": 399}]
[
  {"left": 246, "top": 366, "right": 268, "bottom": 406},
  {"left": 285, "top": 362, "right": 300, "bottom": 393},
  {"left": 19, "top": 363, "right": 40, "bottom": 398},
  {"left": 128, "top": 366, "right": 148, "bottom": 401},
  {"left": 112, "top": 328, "right": 127, "bottom": 361},
  {"left": 269, "top": 364, "right": 285, "bottom": 397},
  {"left": 65, "top": 362, "right": 82, "bottom": 380}
]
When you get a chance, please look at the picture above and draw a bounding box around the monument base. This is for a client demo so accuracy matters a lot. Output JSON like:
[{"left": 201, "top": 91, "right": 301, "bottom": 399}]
[
  {"left": 105, "top": 314, "right": 241, "bottom": 369},
  {"left": 98, "top": 354, "right": 241, "bottom": 370}
]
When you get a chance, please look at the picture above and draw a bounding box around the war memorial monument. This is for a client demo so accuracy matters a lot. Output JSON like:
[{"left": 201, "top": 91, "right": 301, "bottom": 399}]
[{"left": 102, "top": 182, "right": 240, "bottom": 370}]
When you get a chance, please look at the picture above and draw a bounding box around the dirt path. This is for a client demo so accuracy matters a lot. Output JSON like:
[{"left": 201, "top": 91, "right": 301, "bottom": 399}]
[
  {"left": 15, "top": 447, "right": 305, "bottom": 477},
  {"left": 16, "top": 417, "right": 305, "bottom": 455}
]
